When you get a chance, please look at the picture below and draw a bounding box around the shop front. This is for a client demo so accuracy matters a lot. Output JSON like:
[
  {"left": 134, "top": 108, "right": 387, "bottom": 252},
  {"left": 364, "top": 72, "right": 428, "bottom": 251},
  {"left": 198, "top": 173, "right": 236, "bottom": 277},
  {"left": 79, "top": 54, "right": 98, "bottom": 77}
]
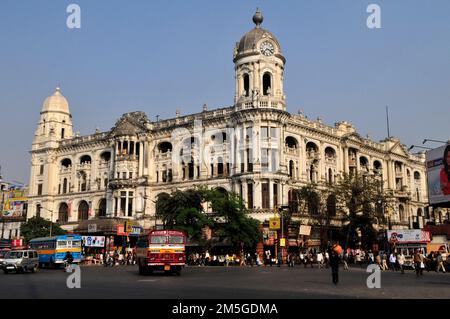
[{"left": 75, "top": 218, "right": 143, "bottom": 260}]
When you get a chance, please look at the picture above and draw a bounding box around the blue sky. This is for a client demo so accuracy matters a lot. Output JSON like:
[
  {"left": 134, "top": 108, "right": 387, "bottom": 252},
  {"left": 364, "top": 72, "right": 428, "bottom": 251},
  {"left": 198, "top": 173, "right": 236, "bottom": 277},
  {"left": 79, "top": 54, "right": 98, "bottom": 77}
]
[{"left": 0, "top": 0, "right": 449, "bottom": 183}]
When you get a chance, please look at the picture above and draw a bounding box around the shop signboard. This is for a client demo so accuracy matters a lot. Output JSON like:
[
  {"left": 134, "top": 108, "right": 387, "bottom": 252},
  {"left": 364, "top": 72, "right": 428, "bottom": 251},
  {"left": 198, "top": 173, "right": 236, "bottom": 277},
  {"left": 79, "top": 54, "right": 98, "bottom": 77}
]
[
  {"left": 129, "top": 226, "right": 143, "bottom": 236},
  {"left": 82, "top": 236, "right": 105, "bottom": 248},
  {"left": 387, "top": 230, "right": 431, "bottom": 244},
  {"left": 116, "top": 225, "right": 127, "bottom": 236},
  {"left": 269, "top": 218, "right": 280, "bottom": 230},
  {"left": 299, "top": 225, "right": 311, "bottom": 236},
  {"left": 280, "top": 238, "right": 286, "bottom": 247}
]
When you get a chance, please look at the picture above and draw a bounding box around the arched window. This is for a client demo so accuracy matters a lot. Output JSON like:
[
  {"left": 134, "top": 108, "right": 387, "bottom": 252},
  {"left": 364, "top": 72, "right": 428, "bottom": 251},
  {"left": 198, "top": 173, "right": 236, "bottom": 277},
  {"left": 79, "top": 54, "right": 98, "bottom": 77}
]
[
  {"left": 325, "top": 147, "right": 336, "bottom": 160},
  {"left": 100, "top": 152, "right": 111, "bottom": 162},
  {"left": 243, "top": 74, "right": 250, "bottom": 97},
  {"left": 158, "top": 141, "right": 173, "bottom": 153},
  {"left": 188, "top": 158, "right": 195, "bottom": 179},
  {"left": 58, "top": 203, "right": 69, "bottom": 223},
  {"left": 80, "top": 155, "right": 91, "bottom": 165},
  {"left": 288, "top": 189, "right": 299, "bottom": 214},
  {"left": 217, "top": 157, "right": 224, "bottom": 176},
  {"left": 360, "top": 156, "right": 369, "bottom": 171},
  {"left": 289, "top": 160, "right": 294, "bottom": 178},
  {"left": 78, "top": 201, "right": 89, "bottom": 221},
  {"left": 285, "top": 136, "right": 298, "bottom": 149},
  {"left": 98, "top": 199, "right": 107, "bottom": 217},
  {"left": 263, "top": 72, "right": 272, "bottom": 96},
  {"left": 399, "top": 205, "right": 405, "bottom": 222},
  {"left": 63, "top": 178, "right": 68, "bottom": 194},
  {"left": 373, "top": 160, "right": 382, "bottom": 174},
  {"left": 414, "top": 171, "right": 421, "bottom": 182},
  {"left": 327, "top": 195, "right": 336, "bottom": 216},
  {"left": 61, "top": 158, "right": 72, "bottom": 168}
]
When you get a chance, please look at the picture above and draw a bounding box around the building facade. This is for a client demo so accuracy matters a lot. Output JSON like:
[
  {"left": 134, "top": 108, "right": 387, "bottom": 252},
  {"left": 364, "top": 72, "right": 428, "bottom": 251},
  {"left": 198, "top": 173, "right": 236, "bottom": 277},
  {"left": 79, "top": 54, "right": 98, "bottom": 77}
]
[{"left": 27, "top": 11, "right": 431, "bottom": 244}]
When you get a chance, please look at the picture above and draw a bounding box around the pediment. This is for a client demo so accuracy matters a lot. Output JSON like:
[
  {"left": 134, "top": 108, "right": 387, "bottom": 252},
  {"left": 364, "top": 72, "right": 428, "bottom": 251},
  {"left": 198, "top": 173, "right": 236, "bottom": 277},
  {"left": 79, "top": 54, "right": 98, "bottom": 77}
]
[
  {"left": 110, "top": 112, "right": 149, "bottom": 137},
  {"left": 389, "top": 141, "right": 410, "bottom": 158},
  {"left": 343, "top": 133, "right": 363, "bottom": 145}
]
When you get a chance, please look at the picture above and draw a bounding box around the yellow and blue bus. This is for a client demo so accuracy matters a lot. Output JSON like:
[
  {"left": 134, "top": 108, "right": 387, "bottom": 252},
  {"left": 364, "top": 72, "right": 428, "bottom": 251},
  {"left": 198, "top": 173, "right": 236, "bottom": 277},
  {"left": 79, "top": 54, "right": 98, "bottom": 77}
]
[{"left": 29, "top": 235, "right": 82, "bottom": 267}]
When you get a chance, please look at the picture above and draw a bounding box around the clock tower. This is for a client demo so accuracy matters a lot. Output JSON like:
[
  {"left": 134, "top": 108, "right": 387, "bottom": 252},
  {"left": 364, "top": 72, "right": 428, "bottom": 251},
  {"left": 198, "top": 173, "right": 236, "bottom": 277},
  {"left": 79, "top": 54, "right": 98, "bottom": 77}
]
[{"left": 233, "top": 9, "right": 286, "bottom": 111}]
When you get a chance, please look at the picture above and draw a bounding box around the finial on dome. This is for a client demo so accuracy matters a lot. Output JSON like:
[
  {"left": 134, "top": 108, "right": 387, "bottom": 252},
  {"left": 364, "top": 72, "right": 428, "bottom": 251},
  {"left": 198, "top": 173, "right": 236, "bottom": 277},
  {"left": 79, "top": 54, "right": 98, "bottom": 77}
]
[
  {"left": 253, "top": 8, "right": 263, "bottom": 28},
  {"left": 55, "top": 85, "right": 61, "bottom": 95}
]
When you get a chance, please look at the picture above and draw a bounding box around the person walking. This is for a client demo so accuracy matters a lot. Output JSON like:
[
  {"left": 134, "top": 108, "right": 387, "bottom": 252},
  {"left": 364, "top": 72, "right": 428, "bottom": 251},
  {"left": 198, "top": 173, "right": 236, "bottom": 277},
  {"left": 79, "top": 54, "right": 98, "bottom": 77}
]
[
  {"left": 265, "top": 250, "right": 272, "bottom": 267},
  {"left": 343, "top": 252, "right": 349, "bottom": 270},
  {"left": 317, "top": 251, "right": 324, "bottom": 269},
  {"left": 397, "top": 252, "right": 405, "bottom": 274},
  {"left": 375, "top": 254, "right": 381, "bottom": 270},
  {"left": 413, "top": 249, "right": 425, "bottom": 277},
  {"left": 436, "top": 252, "right": 446, "bottom": 273},
  {"left": 389, "top": 252, "right": 397, "bottom": 271},
  {"left": 381, "top": 253, "right": 388, "bottom": 271},
  {"left": 330, "top": 250, "right": 340, "bottom": 285},
  {"left": 277, "top": 253, "right": 282, "bottom": 267}
]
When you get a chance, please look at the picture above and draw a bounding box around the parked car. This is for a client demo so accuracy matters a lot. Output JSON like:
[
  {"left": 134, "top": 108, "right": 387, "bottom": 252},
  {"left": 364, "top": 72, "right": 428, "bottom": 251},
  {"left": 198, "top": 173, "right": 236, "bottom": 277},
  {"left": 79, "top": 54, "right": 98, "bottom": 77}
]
[{"left": 2, "top": 250, "right": 39, "bottom": 274}]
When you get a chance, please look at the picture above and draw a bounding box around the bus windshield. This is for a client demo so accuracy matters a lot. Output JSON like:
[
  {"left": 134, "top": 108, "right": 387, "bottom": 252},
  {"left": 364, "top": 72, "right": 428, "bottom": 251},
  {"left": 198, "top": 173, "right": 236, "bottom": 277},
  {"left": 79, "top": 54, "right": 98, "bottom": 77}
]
[
  {"left": 168, "top": 236, "right": 184, "bottom": 244},
  {"left": 150, "top": 236, "right": 167, "bottom": 244}
]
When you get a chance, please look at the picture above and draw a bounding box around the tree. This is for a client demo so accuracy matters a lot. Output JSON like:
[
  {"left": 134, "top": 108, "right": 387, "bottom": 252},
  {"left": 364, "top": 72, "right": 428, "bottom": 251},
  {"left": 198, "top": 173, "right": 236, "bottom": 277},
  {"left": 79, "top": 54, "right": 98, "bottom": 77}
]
[
  {"left": 155, "top": 188, "right": 261, "bottom": 251},
  {"left": 331, "top": 173, "right": 393, "bottom": 250},
  {"left": 207, "top": 190, "right": 260, "bottom": 251},
  {"left": 155, "top": 189, "right": 213, "bottom": 244},
  {"left": 295, "top": 183, "right": 332, "bottom": 250},
  {"left": 21, "top": 216, "right": 67, "bottom": 242}
]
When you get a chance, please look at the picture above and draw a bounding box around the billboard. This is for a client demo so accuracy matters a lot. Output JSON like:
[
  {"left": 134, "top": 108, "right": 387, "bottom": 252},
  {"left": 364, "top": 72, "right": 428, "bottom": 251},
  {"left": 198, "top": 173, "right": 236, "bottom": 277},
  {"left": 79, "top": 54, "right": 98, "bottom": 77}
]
[
  {"left": 82, "top": 236, "right": 105, "bottom": 247},
  {"left": 387, "top": 230, "right": 431, "bottom": 244},
  {"left": 1, "top": 188, "right": 27, "bottom": 218},
  {"left": 426, "top": 144, "right": 450, "bottom": 205}
]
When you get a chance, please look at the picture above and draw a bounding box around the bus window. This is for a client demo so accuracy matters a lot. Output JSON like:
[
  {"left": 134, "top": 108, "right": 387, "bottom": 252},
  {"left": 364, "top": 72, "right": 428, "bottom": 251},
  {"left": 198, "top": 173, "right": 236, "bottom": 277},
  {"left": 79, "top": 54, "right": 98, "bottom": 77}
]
[
  {"left": 72, "top": 241, "right": 81, "bottom": 248},
  {"left": 57, "top": 241, "right": 68, "bottom": 248},
  {"left": 150, "top": 236, "right": 167, "bottom": 244},
  {"left": 168, "top": 236, "right": 184, "bottom": 244}
]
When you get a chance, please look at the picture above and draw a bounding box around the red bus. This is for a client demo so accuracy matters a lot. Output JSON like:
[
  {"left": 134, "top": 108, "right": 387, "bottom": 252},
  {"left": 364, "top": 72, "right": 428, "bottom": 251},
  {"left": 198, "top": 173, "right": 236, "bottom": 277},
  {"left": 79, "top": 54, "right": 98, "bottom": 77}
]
[{"left": 136, "top": 230, "right": 186, "bottom": 275}]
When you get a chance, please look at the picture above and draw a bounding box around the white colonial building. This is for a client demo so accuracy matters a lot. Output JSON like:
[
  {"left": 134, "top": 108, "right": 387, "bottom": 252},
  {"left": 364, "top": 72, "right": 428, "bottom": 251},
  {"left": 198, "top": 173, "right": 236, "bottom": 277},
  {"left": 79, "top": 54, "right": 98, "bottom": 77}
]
[{"left": 27, "top": 10, "right": 430, "bottom": 245}]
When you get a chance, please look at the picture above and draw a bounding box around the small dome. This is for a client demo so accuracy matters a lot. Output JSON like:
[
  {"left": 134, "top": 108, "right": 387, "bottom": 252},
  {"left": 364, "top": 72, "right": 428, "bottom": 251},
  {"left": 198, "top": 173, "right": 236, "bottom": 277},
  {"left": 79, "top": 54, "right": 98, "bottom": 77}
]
[
  {"left": 41, "top": 86, "right": 70, "bottom": 114},
  {"left": 234, "top": 10, "right": 283, "bottom": 62}
]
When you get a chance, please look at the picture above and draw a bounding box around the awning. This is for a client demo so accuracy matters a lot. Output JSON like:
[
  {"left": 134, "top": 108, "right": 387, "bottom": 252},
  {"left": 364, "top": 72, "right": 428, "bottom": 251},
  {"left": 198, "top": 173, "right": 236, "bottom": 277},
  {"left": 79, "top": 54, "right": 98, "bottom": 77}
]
[{"left": 75, "top": 218, "right": 129, "bottom": 235}]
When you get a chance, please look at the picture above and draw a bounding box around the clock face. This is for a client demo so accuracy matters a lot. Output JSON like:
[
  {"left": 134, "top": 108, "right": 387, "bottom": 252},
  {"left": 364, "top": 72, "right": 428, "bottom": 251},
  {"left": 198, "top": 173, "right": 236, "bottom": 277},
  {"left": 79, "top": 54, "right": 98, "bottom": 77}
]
[{"left": 260, "top": 41, "right": 274, "bottom": 56}]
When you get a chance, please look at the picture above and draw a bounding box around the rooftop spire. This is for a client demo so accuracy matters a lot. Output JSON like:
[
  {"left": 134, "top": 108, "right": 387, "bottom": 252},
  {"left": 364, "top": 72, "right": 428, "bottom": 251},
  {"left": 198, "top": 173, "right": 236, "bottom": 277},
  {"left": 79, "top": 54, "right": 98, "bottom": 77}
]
[{"left": 253, "top": 8, "right": 263, "bottom": 28}]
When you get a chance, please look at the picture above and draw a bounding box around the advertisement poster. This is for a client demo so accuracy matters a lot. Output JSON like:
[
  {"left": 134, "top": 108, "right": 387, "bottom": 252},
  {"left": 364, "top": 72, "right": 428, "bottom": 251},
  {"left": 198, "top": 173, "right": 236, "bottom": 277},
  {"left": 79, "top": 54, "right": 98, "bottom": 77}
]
[
  {"left": 387, "top": 230, "right": 431, "bottom": 244},
  {"left": 426, "top": 144, "right": 450, "bottom": 205},
  {"left": 82, "top": 236, "right": 105, "bottom": 248}
]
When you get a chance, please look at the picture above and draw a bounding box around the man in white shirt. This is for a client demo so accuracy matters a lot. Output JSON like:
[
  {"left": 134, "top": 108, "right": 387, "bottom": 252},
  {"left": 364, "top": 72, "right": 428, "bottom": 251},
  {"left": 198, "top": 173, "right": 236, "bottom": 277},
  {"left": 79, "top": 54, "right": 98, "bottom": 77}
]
[{"left": 389, "top": 253, "right": 397, "bottom": 271}]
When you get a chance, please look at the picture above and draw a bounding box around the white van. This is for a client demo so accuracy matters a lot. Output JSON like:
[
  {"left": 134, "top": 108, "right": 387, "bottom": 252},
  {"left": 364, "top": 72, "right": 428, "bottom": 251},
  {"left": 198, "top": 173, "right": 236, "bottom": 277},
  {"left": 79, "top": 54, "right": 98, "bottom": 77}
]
[{"left": 2, "top": 250, "right": 39, "bottom": 274}]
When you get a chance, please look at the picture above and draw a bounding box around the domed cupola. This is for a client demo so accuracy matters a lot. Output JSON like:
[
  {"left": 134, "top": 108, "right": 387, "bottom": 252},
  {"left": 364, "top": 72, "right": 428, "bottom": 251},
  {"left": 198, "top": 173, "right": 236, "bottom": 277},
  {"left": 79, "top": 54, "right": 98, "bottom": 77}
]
[
  {"left": 233, "top": 9, "right": 284, "bottom": 64},
  {"left": 233, "top": 10, "right": 286, "bottom": 111},
  {"left": 41, "top": 86, "right": 71, "bottom": 116},
  {"left": 33, "top": 86, "right": 73, "bottom": 145}
]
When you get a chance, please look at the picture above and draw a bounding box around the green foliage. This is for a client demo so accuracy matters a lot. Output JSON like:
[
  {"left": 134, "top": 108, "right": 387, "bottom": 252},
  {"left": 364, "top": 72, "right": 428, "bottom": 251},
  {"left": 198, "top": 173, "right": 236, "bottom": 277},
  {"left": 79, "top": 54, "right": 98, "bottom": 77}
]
[
  {"left": 155, "top": 189, "right": 212, "bottom": 243},
  {"left": 207, "top": 191, "right": 260, "bottom": 249},
  {"left": 155, "top": 188, "right": 261, "bottom": 250},
  {"left": 331, "top": 173, "right": 393, "bottom": 249},
  {"left": 20, "top": 216, "right": 67, "bottom": 242}
]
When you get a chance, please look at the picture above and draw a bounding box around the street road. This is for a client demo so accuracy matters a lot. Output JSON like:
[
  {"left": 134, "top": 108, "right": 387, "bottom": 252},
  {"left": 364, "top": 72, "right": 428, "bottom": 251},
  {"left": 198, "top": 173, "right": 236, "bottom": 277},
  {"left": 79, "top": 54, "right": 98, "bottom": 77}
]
[{"left": 1, "top": 264, "right": 449, "bottom": 299}]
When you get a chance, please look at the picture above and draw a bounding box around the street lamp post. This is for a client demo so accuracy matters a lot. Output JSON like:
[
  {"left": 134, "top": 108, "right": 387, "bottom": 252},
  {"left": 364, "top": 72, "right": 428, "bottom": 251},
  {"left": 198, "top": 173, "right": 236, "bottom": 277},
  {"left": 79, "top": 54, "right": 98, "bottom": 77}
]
[{"left": 39, "top": 206, "right": 54, "bottom": 237}]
